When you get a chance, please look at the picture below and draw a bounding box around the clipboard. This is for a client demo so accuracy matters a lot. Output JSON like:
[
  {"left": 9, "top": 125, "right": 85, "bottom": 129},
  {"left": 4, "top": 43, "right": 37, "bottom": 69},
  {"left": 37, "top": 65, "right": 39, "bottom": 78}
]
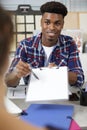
[{"left": 26, "top": 66, "right": 69, "bottom": 102}]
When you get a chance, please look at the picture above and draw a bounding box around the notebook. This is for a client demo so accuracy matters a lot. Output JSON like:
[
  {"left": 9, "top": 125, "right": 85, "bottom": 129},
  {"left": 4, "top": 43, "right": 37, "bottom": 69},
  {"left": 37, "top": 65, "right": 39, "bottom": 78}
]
[
  {"left": 26, "top": 66, "right": 69, "bottom": 102},
  {"left": 70, "top": 119, "right": 82, "bottom": 130},
  {"left": 21, "top": 104, "right": 74, "bottom": 130}
]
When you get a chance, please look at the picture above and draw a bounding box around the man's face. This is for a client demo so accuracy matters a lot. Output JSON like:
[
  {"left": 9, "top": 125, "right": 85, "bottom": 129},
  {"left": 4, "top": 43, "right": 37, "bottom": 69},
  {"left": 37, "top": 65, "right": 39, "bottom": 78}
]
[{"left": 41, "top": 12, "right": 64, "bottom": 46}]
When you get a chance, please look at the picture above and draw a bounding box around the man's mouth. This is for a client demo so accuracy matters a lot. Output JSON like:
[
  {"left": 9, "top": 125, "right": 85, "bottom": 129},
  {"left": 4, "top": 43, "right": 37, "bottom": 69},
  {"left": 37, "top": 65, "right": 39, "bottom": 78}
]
[{"left": 47, "top": 32, "right": 56, "bottom": 36}]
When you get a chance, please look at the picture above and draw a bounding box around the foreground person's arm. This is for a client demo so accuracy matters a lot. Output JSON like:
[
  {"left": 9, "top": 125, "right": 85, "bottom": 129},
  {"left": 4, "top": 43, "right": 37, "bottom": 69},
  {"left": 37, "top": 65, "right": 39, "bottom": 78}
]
[
  {"left": 0, "top": 78, "right": 48, "bottom": 130},
  {"left": 0, "top": 106, "right": 48, "bottom": 130}
]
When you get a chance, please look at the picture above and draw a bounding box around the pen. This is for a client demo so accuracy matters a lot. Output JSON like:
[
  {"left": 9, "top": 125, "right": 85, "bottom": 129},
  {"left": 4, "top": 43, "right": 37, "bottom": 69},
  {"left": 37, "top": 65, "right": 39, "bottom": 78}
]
[
  {"left": 20, "top": 110, "right": 28, "bottom": 116},
  {"left": 56, "top": 59, "right": 64, "bottom": 69},
  {"left": 31, "top": 69, "right": 39, "bottom": 80}
]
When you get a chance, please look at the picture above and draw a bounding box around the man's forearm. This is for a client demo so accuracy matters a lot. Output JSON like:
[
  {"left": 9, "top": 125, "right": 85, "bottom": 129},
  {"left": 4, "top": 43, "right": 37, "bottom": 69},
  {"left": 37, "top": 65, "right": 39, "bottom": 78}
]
[
  {"left": 5, "top": 71, "right": 20, "bottom": 87},
  {"left": 68, "top": 71, "right": 77, "bottom": 85}
]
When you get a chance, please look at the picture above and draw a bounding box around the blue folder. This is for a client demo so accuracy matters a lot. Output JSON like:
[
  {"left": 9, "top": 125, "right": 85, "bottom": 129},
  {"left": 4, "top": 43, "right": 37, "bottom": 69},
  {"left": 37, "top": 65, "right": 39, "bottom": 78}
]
[{"left": 20, "top": 104, "right": 74, "bottom": 130}]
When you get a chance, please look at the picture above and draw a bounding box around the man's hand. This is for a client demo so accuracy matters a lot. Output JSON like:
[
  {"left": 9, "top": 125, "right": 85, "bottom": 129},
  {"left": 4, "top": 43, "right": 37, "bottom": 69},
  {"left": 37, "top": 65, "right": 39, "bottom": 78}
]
[
  {"left": 15, "top": 60, "right": 31, "bottom": 78},
  {"left": 48, "top": 62, "right": 57, "bottom": 68}
]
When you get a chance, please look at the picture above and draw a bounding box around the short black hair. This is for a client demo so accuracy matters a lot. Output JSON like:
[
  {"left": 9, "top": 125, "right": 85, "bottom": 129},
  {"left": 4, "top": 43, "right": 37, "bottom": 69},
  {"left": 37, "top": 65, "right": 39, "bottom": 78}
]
[{"left": 40, "top": 1, "right": 68, "bottom": 17}]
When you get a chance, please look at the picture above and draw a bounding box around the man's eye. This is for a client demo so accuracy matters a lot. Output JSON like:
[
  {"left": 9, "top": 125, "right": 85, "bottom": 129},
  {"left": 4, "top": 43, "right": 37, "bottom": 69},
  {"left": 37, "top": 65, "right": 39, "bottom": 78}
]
[
  {"left": 55, "top": 22, "right": 61, "bottom": 26},
  {"left": 45, "top": 21, "right": 50, "bottom": 25},
  {"left": 56, "top": 21, "right": 63, "bottom": 26}
]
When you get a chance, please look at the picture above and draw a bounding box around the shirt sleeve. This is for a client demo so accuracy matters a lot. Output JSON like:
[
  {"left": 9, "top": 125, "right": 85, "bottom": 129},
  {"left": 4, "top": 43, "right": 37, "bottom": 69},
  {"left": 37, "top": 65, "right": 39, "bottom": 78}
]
[
  {"left": 68, "top": 39, "right": 84, "bottom": 87},
  {"left": 8, "top": 41, "right": 26, "bottom": 72}
]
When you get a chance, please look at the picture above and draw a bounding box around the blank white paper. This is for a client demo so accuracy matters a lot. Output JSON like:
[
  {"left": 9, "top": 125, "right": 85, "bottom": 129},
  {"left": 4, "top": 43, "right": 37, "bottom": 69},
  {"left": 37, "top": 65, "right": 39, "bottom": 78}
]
[{"left": 26, "top": 66, "right": 69, "bottom": 102}]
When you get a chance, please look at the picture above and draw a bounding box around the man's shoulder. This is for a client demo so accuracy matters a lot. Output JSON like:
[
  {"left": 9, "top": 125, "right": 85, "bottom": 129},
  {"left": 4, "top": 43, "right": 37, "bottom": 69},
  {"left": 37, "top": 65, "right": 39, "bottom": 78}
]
[
  {"left": 59, "top": 34, "right": 75, "bottom": 47},
  {"left": 20, "top": 33, "right": 41, "bottom": 46},
  {"left": 60, "top": 34, "right": 73, "bottom": 40}
]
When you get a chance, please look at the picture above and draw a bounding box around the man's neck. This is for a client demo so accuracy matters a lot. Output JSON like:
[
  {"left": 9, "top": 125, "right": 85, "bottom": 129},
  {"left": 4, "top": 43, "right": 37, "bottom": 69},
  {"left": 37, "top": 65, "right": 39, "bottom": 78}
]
[{"left": 42, "top": 40, "right": 57, "bottom": 47}]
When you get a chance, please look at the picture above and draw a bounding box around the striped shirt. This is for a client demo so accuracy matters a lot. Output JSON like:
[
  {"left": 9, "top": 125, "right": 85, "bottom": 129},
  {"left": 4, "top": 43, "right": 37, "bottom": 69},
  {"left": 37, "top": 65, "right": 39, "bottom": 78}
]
[{"left": 9, "top": 33, "right": 84, "bottom": 87}]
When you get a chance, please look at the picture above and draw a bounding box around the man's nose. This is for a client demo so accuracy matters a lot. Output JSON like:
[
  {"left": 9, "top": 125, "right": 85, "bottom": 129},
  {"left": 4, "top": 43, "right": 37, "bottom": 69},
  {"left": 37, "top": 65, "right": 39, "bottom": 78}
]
[{"left": 49, "top": 24, "right": 55, "bottom": 30}]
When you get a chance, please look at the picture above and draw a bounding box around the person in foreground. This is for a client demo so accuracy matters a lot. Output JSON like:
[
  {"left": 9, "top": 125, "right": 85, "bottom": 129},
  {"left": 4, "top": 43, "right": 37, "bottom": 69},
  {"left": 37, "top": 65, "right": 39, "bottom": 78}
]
[
  {"left": 5, "top": 1, "right": 84, "bottom": 87},
  {"left": 0, "top": 6, "right": 50, "bottom": 130}
]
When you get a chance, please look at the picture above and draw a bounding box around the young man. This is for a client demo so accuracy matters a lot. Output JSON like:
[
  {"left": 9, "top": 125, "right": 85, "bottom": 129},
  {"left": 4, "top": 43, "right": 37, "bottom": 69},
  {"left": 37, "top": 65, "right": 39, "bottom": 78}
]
[{"left": 5, "top": 1, "right": 84, "bottom": 87}]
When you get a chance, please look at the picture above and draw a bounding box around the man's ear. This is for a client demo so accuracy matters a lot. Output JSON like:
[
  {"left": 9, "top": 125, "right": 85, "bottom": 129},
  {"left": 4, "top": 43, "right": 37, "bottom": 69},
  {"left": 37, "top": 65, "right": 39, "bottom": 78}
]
[
  {"left": 40, "top": 18, "right": 42, "bottom": 27},
  {"left": 62, "top": 20, "right": 64, "bottom": 29}
]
